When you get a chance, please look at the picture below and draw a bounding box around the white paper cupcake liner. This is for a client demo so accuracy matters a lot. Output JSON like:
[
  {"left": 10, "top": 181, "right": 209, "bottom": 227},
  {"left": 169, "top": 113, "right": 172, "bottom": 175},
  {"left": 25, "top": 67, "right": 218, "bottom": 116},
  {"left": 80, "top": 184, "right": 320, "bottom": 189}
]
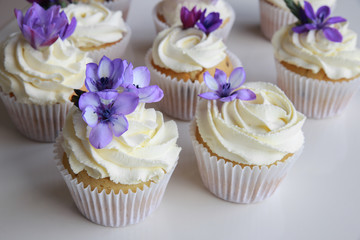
[
  {"left": 87, "top": 24, "right": 131, "bottom": 63},
  {"left": 259, "top": 0, "right": 296, "bottom": 41},
  {"left": 275, "top": 60, "right": 360, "bottom": 119},
  {"left": 190, "top": 121, "right": 303, "bottom": 204},
  {"left": 54, "top": 136, "right": 176, "bottom": 227},
  {"left": 145, "top": 50, "right": 241, "bottom": 121},
  {"left": 152, "top": 1, "right": 235, "bottom": 41},
  {"left": 102, "top": 0, "right": 131, "bottom": 21},
  {"left": 0, "top": 91, "right": 72, "bottom": 142}
]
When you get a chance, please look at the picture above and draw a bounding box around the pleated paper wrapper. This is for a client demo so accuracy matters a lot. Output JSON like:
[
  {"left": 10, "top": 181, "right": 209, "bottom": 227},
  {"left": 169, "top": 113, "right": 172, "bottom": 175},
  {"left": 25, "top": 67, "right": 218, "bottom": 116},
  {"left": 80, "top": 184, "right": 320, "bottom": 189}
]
[
  {"left": 259, "top": 0, "right": 296, "bottom": 40},
  {"left": 151, "top": 1, "right": 235, "bottom": 41},
  {"left": 54, "top": 136, "right": 176, "bottom": 227},
  {"left": 275, "top": 60, "right": 360, "bottom": 119},
  {"left": 0, "top": 91, "right": 72, "bottom": 142},
  {"left": 145, "top": 50, "right": 241, "bottom": 121},
  {"left": 190, "top": 121, "right": 303, "bottom": 204},
  {"left": 87, "top": 24, "right": 131, "bottom": 63}
]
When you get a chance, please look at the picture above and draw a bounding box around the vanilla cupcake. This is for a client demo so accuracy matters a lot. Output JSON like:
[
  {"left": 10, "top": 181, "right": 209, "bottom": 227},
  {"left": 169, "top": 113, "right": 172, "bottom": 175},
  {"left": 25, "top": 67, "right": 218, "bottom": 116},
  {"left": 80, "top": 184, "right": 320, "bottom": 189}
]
[
  {"left": 272, "top": 2, "right": 360, "bottom": 118},
  {"left": 63, "top": 2, "right": 131, "bottom": 62},
  {"left": 191, "top": 75, "right": 306, "bottom": 203},
  {"left": 55, "top": 56, "right": 181, "bottom": 227},
  {"left": 146, "top": 8, "right": 241, "bottom": 121},
  {"left": 0, "top": 3, "right": 91, "bottom": 142},
  {"left": 153, "top": 0, "right": 235, "bottom": 40},
  {"left": 259, "top": 0, "right": 336, "bottom": 40}
]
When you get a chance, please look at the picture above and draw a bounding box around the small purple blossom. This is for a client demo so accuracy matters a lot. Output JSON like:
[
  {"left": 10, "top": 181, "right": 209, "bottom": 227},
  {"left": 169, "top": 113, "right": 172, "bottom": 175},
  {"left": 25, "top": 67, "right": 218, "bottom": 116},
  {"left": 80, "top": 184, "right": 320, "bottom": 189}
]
[
  {"left": 196, "top": 9, "right": 223, "bottom": 35},
  {"left": 180, "top": 6, "right": 203, "bottom": 29},
  {"left": 85, "top": 56, "right": 124, "bottom": 92},
  {"left": 199, "top": 67, "right": 256, "bottom": 102},
  {"left": 79, "top": 91, "right": 139, "bottom": 149},
  {"left": 14, "top": 3, "right": 76, "bottom": 49},
  {"left": 291, "top": 1, "right": 346, "bottom": 42},
  {"left": 120, "top": 61, "right": 164, "bottom": 103}
]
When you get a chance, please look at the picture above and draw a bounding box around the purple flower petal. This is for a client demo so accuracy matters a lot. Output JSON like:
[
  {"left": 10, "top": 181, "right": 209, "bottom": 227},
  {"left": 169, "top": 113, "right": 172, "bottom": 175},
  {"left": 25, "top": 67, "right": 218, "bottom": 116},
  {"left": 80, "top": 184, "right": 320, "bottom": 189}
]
[
  {"left": 228, "top": 67, "right": 245, "bottom": 89},
  {"left": 214, "top": 69, "right": 227, "bottom": 86},
  {"left": 85, "top": 63, "right": 99, "bottom": 92},
  {"left": 198, "top": 91, "right": 220, "bottom": 100},
  {"left": 236, "top": 89, "right": 256, "bottom": 101},
  {"left": 110, "top": 59, "right": 125, "bottom": 88},
  {"left": 112, "top": 92, "right": 139, "bottom": 115},
  {"left": 325, "top": 16, "right": 347, "bottom": 25},
  {"left": 137, "top": 85, "right": 164, "bottom": 103},
  {"left": 98, "top": 56, "right": 113, "bottom": 78},
  {"left": 304, "top": 1, "right": 316, "bottom": 21},
  {"left": 323, "top": 27, "right": 343, "bottom": 42},
  {"left": 292, "top": 24, "right": 311, "bottom": 34},
  {"left": 133, "top": 66, "right": 150, "bottom": 88},
  {"left": 122, "top": 61, "right": 134, "bottom": 88},
  {"left": 316, "top": 6, "right": 330, "bottom": 22},
  {"left": 82, "top": 106, "right": 98, "bottom": 127},
  {"left": 220, "top": 94, "right": 237, "bottom": 102},
  {"left": 97, "top": 91, "right": 119, "bottom": 102},
  {"left": 203, "top": 71, "right": 218, "bottom": 91},
  {"left": 60, "top": 16, "right": 76, "bottom": 40},
  {"left": 89, "top": 122, "right": 113, "bottom": 149},
  {"left": 109, "top": 114, "right": 128, "bottom": 137},
  {"left": 196, "top": 22, "right": 207, "bottom": 33},
  {"left": 181, "top": 6, "right": 202, "bottom": 29},
  {"left": 79, "top": 92, "right": 101, "bottom": 111}
]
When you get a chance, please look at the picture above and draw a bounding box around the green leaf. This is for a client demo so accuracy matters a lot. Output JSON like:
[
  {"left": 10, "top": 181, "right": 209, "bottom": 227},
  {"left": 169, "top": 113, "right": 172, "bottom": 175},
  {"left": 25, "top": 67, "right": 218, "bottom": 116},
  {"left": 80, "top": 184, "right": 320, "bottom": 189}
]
[{"left": 284, "top": 0, "right": 303, "bottom": 22}]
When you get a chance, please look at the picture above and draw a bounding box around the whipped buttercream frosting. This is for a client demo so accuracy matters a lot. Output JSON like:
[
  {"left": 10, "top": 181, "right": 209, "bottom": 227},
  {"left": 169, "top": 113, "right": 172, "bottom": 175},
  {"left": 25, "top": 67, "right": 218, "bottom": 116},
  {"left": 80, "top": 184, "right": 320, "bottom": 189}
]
[
  {"left": 266, "top": 0, "right": 336, "bottom": 10},
  {"left": 152, "top": 26, "right": 227, "bottom": 73},
  {"left": 272, "top": 23, "right": 360, "bottom": 80},
  {"left": 62, "top": 104, "right": 181, "bottom": 185},
  {"left": 0, "top": 33, "right": 91, "bottom": 104},
  {"left": 196, "top": 82, "right": 305, "bottom": 166},
  {"left": 158, "top": 0, "right": 232, "bottom": 27},
  {"left": 64, "top": 2, "right": 127, "bottom": 49}
]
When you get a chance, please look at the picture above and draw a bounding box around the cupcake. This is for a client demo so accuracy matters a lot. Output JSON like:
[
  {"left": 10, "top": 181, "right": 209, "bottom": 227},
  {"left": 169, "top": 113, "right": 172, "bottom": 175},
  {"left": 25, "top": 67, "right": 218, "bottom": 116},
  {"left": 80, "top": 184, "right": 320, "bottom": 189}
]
[
  {"left": 146, "top": 6, "right": 241, "bottom": 121},
  {"left": 153, "top": 0, "right": 235, "bottom": 40},
  {"left": 55, "top": 56, "right": 181, "bottom": 227},
  {"left": 259, "top": 0, "right": 336, "bottom": 40},
  {"left": 63, "top": 2, "right": 131, "bottom": 63},
  {"left": 69, "top": 0, "right": 131, "bottom": 20},
  {"left": 191, "top": 67, "right": 306, "bottom": 203},
  {"left": 272, "top": 1, "right": 360, "bottom": 118},
  {"left": 0, "top": 3, "right": 91, "bottom": 142}
]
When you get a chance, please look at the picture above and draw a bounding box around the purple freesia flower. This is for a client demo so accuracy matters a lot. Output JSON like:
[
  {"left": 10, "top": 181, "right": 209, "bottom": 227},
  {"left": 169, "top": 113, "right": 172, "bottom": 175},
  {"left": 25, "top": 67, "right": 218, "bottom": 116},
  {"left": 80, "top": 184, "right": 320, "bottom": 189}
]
[
  {"left": 85, "top": 56, "right": 124, "bottom": 92},
  {"left": 196, "top": 9, "right": 222, "bottom": 35},
  {"left": 14, "top": 3, "right": 76, "bottom": 49},
  {"left": 120, "top": 61, "right": 164, "bottom": 103},
  {"left": 180, "top": 6, "right": 203, "bottom": 29},
  {"left": 292, "top": 1, "right": 346, "bottom": 42},
  {"left": 199, "top": 67, "right": 256, "bottom": 102},
  {"left": 79, "top": 91, "right": 139, "bottom": 149}
]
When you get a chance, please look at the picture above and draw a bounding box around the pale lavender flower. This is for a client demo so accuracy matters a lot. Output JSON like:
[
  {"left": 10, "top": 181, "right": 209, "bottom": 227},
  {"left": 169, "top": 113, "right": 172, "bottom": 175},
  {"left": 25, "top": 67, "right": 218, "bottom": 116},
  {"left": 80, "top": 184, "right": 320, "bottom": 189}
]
[
  {"left": 199, "top": 67, "right": 256, "bottom": 102},
  {"left": 14, "top": 3, "right": 76, "bottom": 49},
  {"left": 120, "top": 61, "right": 164, "bottom": 103},
  {"left": 85, "top": 56, "right": 124, "bottom": 92},
  {"left": 79, "top": 91, "right": 139, "bottom": 149}
]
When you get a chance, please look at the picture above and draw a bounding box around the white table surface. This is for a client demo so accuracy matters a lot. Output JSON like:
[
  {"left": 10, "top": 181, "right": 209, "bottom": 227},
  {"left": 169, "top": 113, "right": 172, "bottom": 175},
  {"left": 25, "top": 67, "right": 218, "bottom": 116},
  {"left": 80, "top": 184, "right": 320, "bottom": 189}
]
[{"left": 0, "top": 0, "right": 360, "bottom": 239}]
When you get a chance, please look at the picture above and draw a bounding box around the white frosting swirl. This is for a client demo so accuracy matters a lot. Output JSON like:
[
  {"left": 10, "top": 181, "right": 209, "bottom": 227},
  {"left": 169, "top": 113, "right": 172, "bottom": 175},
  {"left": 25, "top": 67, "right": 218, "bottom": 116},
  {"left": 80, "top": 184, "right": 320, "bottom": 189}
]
[
  {"left": 62, "top": 104, "right": 181, "bottom": 185},
  {"left": 64, "top": 2, "right": 127, "bottom": 49},
  {"left": 272, "top": 23, "right": 360, "bottom": 80},
  {"left": 152, "top": 26, "right": 227, "bottom": 72},
  {"left": 266, "top": 0, "right": 336, "bottom": 10},
  {"left": 196, "top": 82, "right": 305, "bottom": 165},
  {"left": 0, "top": 33, "right": 91, "bottom": 104},
  {"left": 158, "top": 0, "right": 232, "bottom": 27}
]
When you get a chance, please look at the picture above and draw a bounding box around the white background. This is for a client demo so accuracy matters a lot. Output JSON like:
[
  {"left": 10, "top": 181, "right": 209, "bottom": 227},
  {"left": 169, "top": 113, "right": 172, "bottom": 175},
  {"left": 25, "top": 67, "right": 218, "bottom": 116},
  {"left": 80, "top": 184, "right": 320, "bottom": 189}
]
[{"left": 0, "top": 0, "right": 360, "bottom": 239}]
